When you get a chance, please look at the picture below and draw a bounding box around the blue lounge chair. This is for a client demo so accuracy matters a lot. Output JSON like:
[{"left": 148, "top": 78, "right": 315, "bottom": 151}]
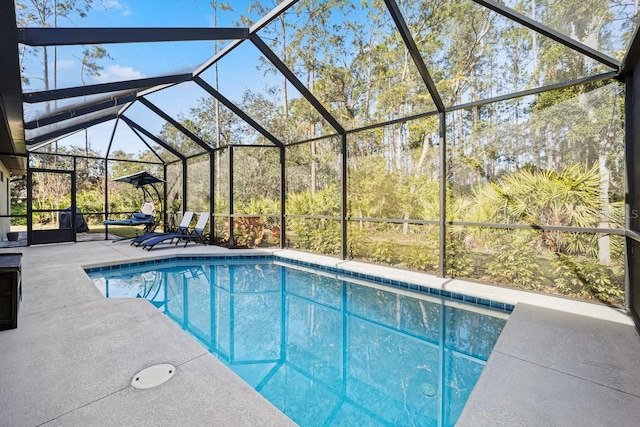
[
  {"left": 142, "top": 212, "right": 209, "bottom": 251},
  {"left": 130, "top": 211, "right": 194, "bottom": 246},
  {"left": 104, "top": 202, "right": 157, "bottom": 233}
]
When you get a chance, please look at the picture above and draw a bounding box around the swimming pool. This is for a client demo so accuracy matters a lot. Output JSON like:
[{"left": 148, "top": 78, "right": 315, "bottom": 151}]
[{"left": 86, "top": 256, "right": 509, "bottom": 426}]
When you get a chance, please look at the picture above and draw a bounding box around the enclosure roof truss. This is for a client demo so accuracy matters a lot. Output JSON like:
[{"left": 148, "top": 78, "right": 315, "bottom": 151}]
[
  {"left": 384, "top": 0, "right": 444, "bottom": 112},
  {"left": 17, "top": 27, "right": 249, "bottom": 46},
  {"left": 10, "top": 0, "right": 640, "bottom": 164},
  {"left": 26, "top": 110, "right": 118, "bottom": 145},
  {"left": 137, "top": 97, "right": 213, "bottom": 153},
  {"left": 24, "top": 92, "right": 137, "bottom": 130},
  {"left": 250, "top": 34, "right": 345, "bottom": 135},
  {"left": 470, "top": 0, "right": 620, "bottom": 70},
  {"left": 193, "top": 76, "right": 284, "bottom": 148},
  {"left": 23, "top": 74, "right": 193, "bottom": 104},
  {"left": 121, "top": 115, "right": 185, "bottom": 160},
  {"left": 121, "top": 119, "right": 166, "bottom": 164}
]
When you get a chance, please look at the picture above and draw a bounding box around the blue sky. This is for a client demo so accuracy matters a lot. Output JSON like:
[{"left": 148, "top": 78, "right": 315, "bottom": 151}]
[
  {"left": 25, "top": 0, "right": 264, "bottom": 88},
  {"left": 25, "top": 0, "right": 635, "bottom": 155},
  {"left": 22, "top": 0, "right": 284, "bottom": 155}
]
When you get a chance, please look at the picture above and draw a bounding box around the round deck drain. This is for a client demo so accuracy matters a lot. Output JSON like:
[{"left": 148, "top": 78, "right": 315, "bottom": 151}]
[{"left": 131, "top": 364, "right": 176, "bottom": 389}]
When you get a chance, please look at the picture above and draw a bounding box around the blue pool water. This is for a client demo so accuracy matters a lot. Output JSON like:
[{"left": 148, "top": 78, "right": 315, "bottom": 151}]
[{"left": 86, "top": 257, "right": 508, "bottom": 426}]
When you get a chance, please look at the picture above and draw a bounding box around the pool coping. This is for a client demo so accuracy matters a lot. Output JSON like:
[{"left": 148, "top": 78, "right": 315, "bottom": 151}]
[
  {"left": 81, "top": 247, "right": 631, "bottom": 324},
  {"left": 85, "top": 253, "right": 515, "bottom": 313}
]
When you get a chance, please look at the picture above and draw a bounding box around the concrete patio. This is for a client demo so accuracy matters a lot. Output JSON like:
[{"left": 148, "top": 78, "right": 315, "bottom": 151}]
[
  {"left": 458, "top": 304, "right": 640, "bottom": 426},
  {"left": 1, "top": 240, "right": 639, "bottom": 426},
  {"left": 0, "top": 241, "right": 295, "bottom": 427}
]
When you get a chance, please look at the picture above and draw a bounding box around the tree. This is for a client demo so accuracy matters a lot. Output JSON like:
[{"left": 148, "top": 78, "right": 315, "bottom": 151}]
[
  {"left": 74, "top": 45, "right": 111, "bottom": 85},
  {"left": 530, "top": 83, "right": 624, "bottom": 263},
  {"left": 16, "top": 1, "right": 99, "bottom": 105},
  {"left": 210, "top": 1, "right": 234, "bottom": 199},
  {"left": 471, "top": 164, "right": 603, "bottom": 254},
  {"left": 240, "top": 0, "right": 290, "bottom": 115}
]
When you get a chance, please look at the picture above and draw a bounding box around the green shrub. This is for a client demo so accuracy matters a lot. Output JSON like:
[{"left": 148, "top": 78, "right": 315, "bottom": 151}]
[
  {"left": 445, "top": 231, "right": 474, "bottom": 278},
  {"left": 486, "top": 239, "right": 540, "bottom": 289},
  {"left": 401, "top": 244, "right": 438, "bottom": 273},
  {"left": 287, "top": 217, "right": 341, "bottom": 255},
  {"left": 286, "top": 186, "right": 341, "bottom": 255},
  {"left": 368, "top": 241, "right": 395, "bottom": 264},
  {"left": 552, "top": 254, "right": 623, "bottom": 305},
  {"left": 347, "top": 227, "right": 369, "bottom": 259}
]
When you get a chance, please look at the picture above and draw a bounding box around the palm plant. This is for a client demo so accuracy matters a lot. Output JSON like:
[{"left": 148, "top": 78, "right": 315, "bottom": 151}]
[{"left": 471, "top": 163, "right": 602, "bottom": 256}]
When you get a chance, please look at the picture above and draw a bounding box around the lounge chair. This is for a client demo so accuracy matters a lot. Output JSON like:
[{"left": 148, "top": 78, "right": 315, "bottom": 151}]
[
  {"left": 104, "top": 202, "right": 157, "bottom": 233},
  {"left": 130, "top": 211, "right": 194, "bottom": 246},
  {"left": 142, "top": 212, "right": 209, "bottom": 251}
]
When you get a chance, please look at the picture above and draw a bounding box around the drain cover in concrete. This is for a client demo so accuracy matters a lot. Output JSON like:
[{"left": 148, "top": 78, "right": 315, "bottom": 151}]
[{"left": 131, "top": 364, "right": 176, "bottom": 389}]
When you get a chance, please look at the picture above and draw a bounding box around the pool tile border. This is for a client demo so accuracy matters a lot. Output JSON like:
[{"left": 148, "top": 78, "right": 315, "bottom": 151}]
[{"left": 84, "top": 255, "right": 514, "bottom": 313}]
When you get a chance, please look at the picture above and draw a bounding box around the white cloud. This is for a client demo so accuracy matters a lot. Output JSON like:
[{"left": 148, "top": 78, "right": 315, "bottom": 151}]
[
  {"left": 100, "top": 0, "right": 131, "bottom": 17},
  {"left": 56, "top": 59, "right": 75, "bottom": 70},
  {"left": 93, "top": 65, "right": 144, "bottom": 83}
]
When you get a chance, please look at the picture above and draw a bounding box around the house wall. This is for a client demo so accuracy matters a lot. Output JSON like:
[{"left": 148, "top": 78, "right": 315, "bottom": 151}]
[{"left": 0, "top": 161, "right": 10, "bottom": 240}]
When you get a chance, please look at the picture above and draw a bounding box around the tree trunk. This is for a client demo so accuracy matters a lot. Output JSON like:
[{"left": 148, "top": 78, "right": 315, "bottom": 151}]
[
  {"left": 308, "top": 66, "right": 317, "bottom": 195},
  {"left": 43, "top": 46, "right": 50, "bottom": 115},
  {"left": 402, "top": 134, "right": 430, "bottom": 234},
  {"left": 534, "top": 126, "right": 542, "bottom": 169},
  {"left": 311, "top": 140, "right": 317, "bottom": 195},
  {"left": 597, "top": 149, "right": 611, "bottom": 264},
  {"left": 531, "top": 0, "right": 539, "bottom": 85}
]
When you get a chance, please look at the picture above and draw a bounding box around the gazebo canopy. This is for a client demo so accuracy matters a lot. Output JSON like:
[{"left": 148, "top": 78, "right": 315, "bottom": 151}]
[{"left": 113, "top": 171, "right": 164, "bottom": 189}]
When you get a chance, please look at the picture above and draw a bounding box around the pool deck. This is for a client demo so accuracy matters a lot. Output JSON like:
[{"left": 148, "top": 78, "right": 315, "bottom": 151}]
[
  {"left": 0, "top": 240, "right": 639, "bottom": 426},
  {"left": 457, "top": 304, "right": 640, "bottom": 426}
]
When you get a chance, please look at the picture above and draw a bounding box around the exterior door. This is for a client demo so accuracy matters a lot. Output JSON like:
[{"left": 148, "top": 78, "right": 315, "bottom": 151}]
[{"left": 27, "top": 168, "right": 76, "bottom": 245}]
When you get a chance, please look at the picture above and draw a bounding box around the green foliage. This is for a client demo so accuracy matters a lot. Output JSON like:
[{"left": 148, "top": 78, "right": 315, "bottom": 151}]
[
  {"left": 475, "top": 164, "right": 601, "bottom": 226},
  {"left": 401, "top": 244, "right": 438, "bottom": 273},
  {"left": 287, "top": 184, "right": 340, "bottom": 216},
  {"left": 76, "top": 191, "right": 102, "bottom": 211},
  {"left": 348, "top": 227, "right": 369, "bottom": 259},
  {"left": 288, "top": 217, "right": 341, "bottom": 256},
  {"left": 236, "top": 197, "right": 278, "bottom": 216},
  {"left": 348, "top": 154, "right": 401, "bottom": 219},
  {"left": 486, "top": 237, "right": 540, "bottom": 289},
  {"left": 368, "top": 241, "right": 395, "bottom": 264},
  {"left": 445, "top": 230, "right": 475, "bottom": 278},
  {"left": 232, "top": 147, "right": 281, "bottom": 207},
  {"left": 470, "top": 163, "right": 606, "bottom": 255},
  {"left": 285, "top": 185, "right": 341, "bottom": 255},
  {"left": 552, "top": 254, "right": 623, "bottom": 305}
]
